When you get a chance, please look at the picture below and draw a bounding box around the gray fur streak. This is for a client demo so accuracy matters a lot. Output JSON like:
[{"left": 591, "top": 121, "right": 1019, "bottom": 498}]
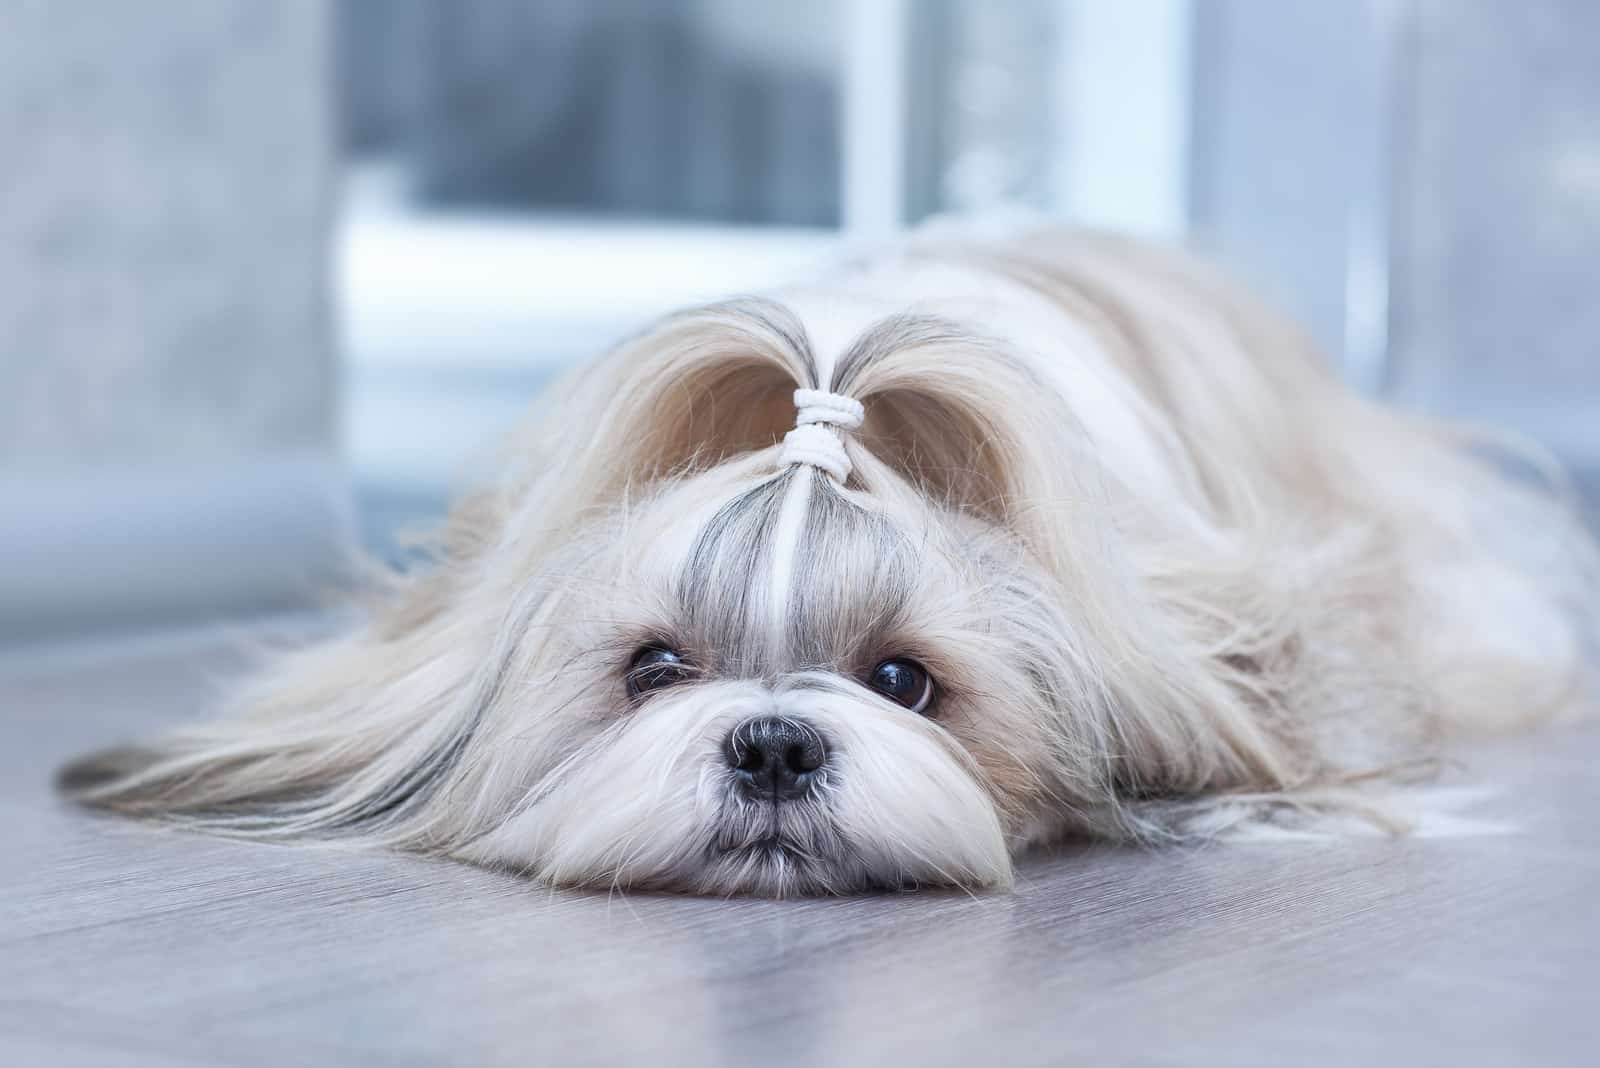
[
  {"left": 672, "top": 471, "right": 920, "bottom": 680},
  {"left": 831, "top": 312, "right": 980, "bottom": 394},
  {"left": 675, "top": 471, "right": 791, "bottom": 674},
  {"left": 786, "top": 480, "right": 919, "bottom": 671}
]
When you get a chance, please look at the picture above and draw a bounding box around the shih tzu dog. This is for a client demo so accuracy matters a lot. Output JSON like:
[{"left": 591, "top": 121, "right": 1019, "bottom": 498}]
[{"left": 61, "top": 226, "right": 1597, "bottom": 895}]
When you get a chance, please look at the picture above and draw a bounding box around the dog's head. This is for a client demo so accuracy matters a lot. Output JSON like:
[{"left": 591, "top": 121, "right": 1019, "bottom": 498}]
[
  {"left": 451, "top": 442, "right": 1062, "bottom": 894},
  {"left": 62, "top": 288, "right": 1319, "bottom": 895}
]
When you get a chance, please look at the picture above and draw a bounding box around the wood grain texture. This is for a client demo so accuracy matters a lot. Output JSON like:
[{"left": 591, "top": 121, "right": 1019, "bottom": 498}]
[{"left": 1, "top": 624, "right": 1596, "bottom": 1067}]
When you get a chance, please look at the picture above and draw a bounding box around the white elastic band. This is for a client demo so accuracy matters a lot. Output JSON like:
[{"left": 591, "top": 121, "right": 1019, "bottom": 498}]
[
  {"left": 778, "top": 388, "right": 863, "bottom": 482},
  {"left": 793, "top": 388, "right": 864, "bottom": 430}
]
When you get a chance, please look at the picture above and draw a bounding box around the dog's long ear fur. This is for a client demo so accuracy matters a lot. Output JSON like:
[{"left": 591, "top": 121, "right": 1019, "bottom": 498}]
[
  {"left": 56, "top": 599, "right": 500, "bottom": 842},
  {"left": 56, "top": 298, "right": 829, "bottom": 839},
  {"left": 830, "top": 233, "right": 1597, "bottom": 831},
  {"left": 832, "top": 317, "right": 1327, "bottom": 807}
]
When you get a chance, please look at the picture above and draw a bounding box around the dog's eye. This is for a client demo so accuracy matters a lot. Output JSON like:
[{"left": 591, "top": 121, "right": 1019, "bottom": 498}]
[
  {"left": 626, "top": 646, "right": 693, "bottom": 700},
  {"left": 867, "top": 658, "right": 934, "bottom": 714}
]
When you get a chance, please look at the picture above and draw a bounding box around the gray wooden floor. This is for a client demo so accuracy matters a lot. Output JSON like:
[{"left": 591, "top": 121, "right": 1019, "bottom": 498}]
[{"left": 2, "top": 623, "right": 1596, "bottom": 1067}]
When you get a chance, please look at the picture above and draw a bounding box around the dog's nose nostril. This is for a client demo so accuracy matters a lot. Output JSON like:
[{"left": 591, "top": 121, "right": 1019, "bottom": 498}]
[
  {"left": 785, "top": 741, "right": 824, "bottom": 775},
  {"left": 723, "top": 716, "right": 827, "bottom": 801},
  {"left": 733, "top": 743, "right": 764, "bottom": 774}
]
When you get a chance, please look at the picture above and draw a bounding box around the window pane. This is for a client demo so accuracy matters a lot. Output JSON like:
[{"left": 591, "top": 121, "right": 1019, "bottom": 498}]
[{"left": 337, "top": 0, "right": 842, "bottom": 225}]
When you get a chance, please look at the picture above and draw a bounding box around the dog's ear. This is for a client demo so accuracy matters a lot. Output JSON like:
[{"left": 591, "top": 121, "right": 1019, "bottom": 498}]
[
  {"left": 835, "top": 317, "right": 1338, "bottom": 803},
  {"left": 56, "top": 298, "right": 825, "bottom": 838},
  {"left": 836, "top": 315, "right": 1120, "bottom": 580},
  {"left": 498, "top": 297, "right": 813, "bottom": 502},
  {"left": 57, "top": 582, "right": 498, "bottom": 844}
]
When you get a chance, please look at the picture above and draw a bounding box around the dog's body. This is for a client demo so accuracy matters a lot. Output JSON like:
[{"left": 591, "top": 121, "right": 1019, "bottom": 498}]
[{"left": 63, "top": 227, "right": 1596, "bottom": 894}]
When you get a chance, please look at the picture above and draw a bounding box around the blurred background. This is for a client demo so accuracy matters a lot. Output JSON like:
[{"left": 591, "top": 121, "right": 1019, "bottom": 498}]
[{"left": 2, "top": 0, "right": 1597, "bottom": 647}]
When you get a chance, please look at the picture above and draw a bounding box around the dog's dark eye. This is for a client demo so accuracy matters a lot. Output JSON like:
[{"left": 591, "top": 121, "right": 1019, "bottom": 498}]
[
  {"left": 867, "top": 658, "right": 934, "bottom": 714},
  {"left": 626, "top": 646, "right": 693, "bottom": 700}
]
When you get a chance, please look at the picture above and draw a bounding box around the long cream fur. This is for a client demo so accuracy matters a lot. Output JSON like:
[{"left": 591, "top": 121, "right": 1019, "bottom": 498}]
[{"left": 60, "top": 225, "right": 1598, "bottom": 895}]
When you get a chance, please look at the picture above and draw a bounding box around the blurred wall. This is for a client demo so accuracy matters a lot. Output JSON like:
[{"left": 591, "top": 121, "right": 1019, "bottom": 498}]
[
  {"left": 1390, "top": 0, "right": 1600, "bottom": 466},
  {"left": 0, "top": 0, "right": 333, "bottom": 463},
  {"left": 1190, "top": 0, "right": 1394, "bottom": 385},
  {"left": 1184, "top": 0, "right": 1599, "bottom": 475},
  {"left": 0, "top": 0, "right": 347, "bottom": 642}
]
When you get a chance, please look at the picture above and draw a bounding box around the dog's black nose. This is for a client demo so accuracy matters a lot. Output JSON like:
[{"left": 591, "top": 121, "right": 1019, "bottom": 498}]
[{"left": 723, "top": 716, "right": 827, "bottom": 801}]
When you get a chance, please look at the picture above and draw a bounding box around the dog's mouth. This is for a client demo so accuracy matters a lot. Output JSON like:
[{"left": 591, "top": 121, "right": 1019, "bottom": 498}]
[
  {"left": 706, "top": 837, "right": 851, "bottom": 895},
  {"left": 707, "top": 835, "right": 924, "bottom": 896},
  {"left": 712, "top": 803, "right": 827, "bottom": 857},
  {"left": 716, "top": 837, "right": 806, "bottom": 864},
  {"left": 705, "top": 796, "right": 863, "bottom": 891}
]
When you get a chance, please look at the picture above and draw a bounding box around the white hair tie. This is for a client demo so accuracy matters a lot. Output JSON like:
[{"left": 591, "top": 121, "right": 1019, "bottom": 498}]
[
  {"left": 778, "top": 388, "right": 863, "bottom": 482},
  {"left": 793, "top": 388, "right": 864, "bottom": 430}
]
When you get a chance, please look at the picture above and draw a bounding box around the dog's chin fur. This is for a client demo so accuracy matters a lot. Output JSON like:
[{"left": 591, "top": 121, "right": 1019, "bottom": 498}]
[{"left": 59, "top": 225, "right": 1598, "bottom": 896}]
